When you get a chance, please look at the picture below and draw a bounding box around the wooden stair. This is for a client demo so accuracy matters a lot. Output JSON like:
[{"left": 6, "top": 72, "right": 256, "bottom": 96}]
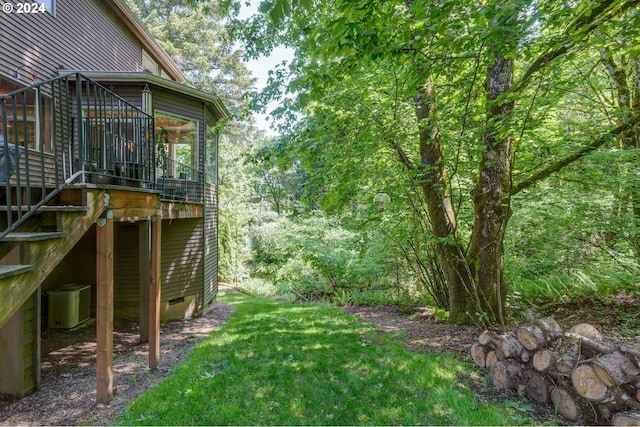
[
  {"left": 0, "top": 188, "right": 107, "bottom": 328},
  {"left": 4, "top": 231, "right": 67, "bottom": 241},
  {"left": 0, "top": 187, "right": 108, "bottom": 397},
  {"left": 0, "top": 264, "right": 35, "bottom": 278}
]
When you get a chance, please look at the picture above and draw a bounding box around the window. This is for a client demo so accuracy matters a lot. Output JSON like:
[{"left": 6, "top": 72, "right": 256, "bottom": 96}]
[
  {"left": 206, "top": 127, "right": 218, "bottom": 184},
  {"left": 0, "top": 78, "right": 53, "bottom": 153},
  {"left": 155, "top": 111, "right": 198, "bottom": 179}
]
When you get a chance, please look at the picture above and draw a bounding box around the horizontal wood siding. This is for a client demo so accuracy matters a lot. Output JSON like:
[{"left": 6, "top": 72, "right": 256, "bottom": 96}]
[
  {"left": 114, "top": 223, "right": 140, "bottom": 313},
  {"left": 42, "top": 218, "right": 209, "bottom": 318},
  {"left": 0, "top": 0, "right": 143, "bottom": 82},
  {"left": 41, "top": 227, "right": 97, "bottom": 318},
  {"left": 98, "top": 84, "right": 145, "bottom": 109},
  {"left": 204, "top": 183, "right": 217, "bottom": 304},
  {"left": 41, "top": 223, "right": 143, "bottom": 320},
  {"left": 161, "top": 218, "right": 204, "bottom": 306}
]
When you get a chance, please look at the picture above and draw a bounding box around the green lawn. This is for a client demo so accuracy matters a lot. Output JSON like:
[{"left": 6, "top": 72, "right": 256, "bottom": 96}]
[{"left": 114, "top": 292, "right": 531, "bottom": 426}]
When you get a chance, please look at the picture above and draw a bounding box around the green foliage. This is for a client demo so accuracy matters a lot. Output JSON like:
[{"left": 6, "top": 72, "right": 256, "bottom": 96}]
[
  {"left": 247, "top": 211, "right": 439, "bottom": 308},
  {"left": 506, "top": 173, "right": 640, "bottom": 309},
  {"left": 235, "top": 278, "right": 278, "bottom": 297},
  {"left": 115, "top": 292, "right": 532, "bottom": 426},
  {"left": 250, "top": 215, "right": 365, "bottom": 295}
]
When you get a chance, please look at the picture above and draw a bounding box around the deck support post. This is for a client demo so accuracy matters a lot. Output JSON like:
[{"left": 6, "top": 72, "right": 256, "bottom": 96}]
[
  {"left": 149, "top": 215, "right": 161, "bottom": 369},
  {"left": 96, "top": 214, "right": 114, "bottom": 404},
  {"left": 138, "top": 220, "right": 150, "bottom": 343}
]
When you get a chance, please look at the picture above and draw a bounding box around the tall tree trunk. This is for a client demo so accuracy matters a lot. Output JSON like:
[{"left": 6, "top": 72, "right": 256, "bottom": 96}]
[
  {"left": 410, "top": 66, "right": 516, "bottom": 325},
  {"left": 466, "top": 54, "right": 515, "bottom": 326},
  {"left": 413, "top": 76, "right": 475, "bottom": 325},
  {"left": 402, "top": 0, "right": 477, "bottom": 324}
]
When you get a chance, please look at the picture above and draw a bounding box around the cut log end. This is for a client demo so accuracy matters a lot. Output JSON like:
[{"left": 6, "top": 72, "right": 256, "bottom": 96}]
[
  {"left": 522, "top": 369, "right": 550, "bottom": 403},
  {"left": 612, "top": 411, "right": 640, "bottom": 426},
  {"left": 517, "top": 324, "right": 545, "bottom": 351},
  {"left": 471, "top": 343, "right": 486, "bottom": 368},
  {"left": 532, "top": 349, "right": 552, "bottom": 372},
  {"left": 478, "top": 330, "right": 492, "bottom": 346},
  {"left": 490, "top": 361, "right": 520, "bottom": 390},
  {"left": 572, "top": 364, "right": 609, "bottom": 401},
  {"left": 570, "top": 323, "right": 604, "bottom": 340},
  {"left": 486, "top": 350, "right": 502, "bottom": 369},
  {"left": 551, "top": 387, "right": 579, "bottom": 421}
]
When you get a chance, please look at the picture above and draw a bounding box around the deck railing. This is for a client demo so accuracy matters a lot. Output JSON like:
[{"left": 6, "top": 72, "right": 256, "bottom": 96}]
[
  {"left": 80, "top": 75, "right": 155, "bottom": 189},
  {"left": 157, "top": 155, "right": 204, "bottom": 202},
  {"left": 0, "top": 73, "right": 204, "bottom": 239}
]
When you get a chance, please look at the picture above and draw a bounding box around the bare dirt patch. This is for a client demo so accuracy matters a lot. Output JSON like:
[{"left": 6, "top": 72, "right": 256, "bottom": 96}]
[
  {"left": 344, "top": 305, "right": 479, "bottom": 356},
  {"left": 0, "top": 302, "right": 235, "bottom": 426}
]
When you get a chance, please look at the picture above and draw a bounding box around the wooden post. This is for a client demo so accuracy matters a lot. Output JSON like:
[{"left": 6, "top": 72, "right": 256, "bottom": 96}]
[
  {"left": 0, "top": 307, "right": 24, "bottom": 396},
  {"left": 96, "top": 215, "right": 114, "bottom": 404},
  {"left": 33, "top": 288, "right": 41, "bottom": 390},
  {"left": 149, "top": 216, "right": 161, "bottom": 369},
  {"left": 138, "top": 220, "right": 150, "bottom": 343}
]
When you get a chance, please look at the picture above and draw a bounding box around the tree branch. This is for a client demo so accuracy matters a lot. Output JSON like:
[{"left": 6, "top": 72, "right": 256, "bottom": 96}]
[
  {"left": 512, "top": 0, "right": 640, "bottom": 94},
  {"left": 512, "top": 115, "right": 640, "bottom": 194},
  {"left": 390, "top": 139, "right": 414, "bottom": 171}
]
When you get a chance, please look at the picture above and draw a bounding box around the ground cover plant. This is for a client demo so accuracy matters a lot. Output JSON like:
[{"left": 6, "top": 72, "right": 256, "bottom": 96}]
[{"left": 115, "top": 292, "right": 532, "bottom": 426}]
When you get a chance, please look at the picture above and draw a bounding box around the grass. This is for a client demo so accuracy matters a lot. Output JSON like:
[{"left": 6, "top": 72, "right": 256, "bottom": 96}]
[{"left": 114, "top": 292, "right": 531, "bottom": 426}]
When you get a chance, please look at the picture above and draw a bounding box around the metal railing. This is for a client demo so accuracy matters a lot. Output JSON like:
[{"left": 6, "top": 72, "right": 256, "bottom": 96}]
[
  {"left": 80, "top": 75, "right": 155, "bottom": 189},
  {"left": 157, "top": 155, "right": 204, "bottom": 202},
  {"left": 0, "top": 73, "right": 206, "bottom": 239}
]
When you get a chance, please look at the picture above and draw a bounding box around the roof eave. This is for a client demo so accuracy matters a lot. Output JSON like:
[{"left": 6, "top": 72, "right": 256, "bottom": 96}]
[{"left": 61, "top": 71, "right": 229, "bottom": 119}]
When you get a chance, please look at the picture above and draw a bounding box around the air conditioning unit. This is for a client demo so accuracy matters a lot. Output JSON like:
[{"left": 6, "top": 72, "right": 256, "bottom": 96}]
[{"left": 48, "top": 284, "right": 91, "bottom": 329}]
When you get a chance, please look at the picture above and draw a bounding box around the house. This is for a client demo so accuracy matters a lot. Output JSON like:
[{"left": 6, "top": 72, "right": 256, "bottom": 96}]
[{"left": 0, "top": 0, "right": 228, "bottom": 403}]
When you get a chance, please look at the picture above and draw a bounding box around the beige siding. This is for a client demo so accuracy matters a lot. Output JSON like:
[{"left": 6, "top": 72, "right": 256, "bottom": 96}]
[
  {"left": 41, "top": 215, "right": 209, "bottom": 319},
  {"left": 161, "top": 218, "right": 204, "bottom": 304},
  {"left": 42, "top": 223, "right": 143, "bottom": 319},
  {"left": 0, "top": 0, "right": 143, "bottom": 82},
  {"left": 113, "top": 223, "right": 140, "bottom": 314}
]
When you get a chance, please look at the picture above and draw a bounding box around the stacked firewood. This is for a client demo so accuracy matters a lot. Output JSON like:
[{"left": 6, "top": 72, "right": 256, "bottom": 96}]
[{"left": 471, "top": 313, "right": 640, "bottom": 425}]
